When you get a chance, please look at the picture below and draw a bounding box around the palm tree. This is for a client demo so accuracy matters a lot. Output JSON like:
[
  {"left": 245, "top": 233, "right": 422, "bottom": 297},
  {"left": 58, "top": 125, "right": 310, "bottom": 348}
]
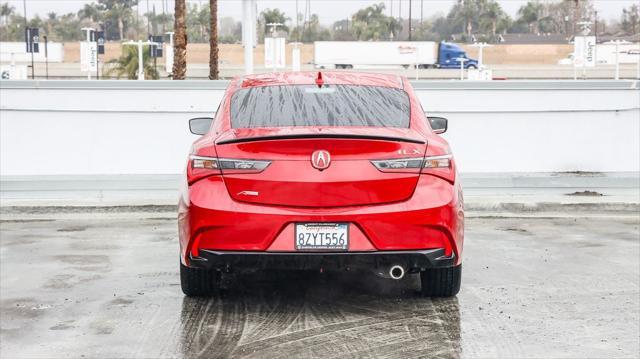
[
  {"left": 196, "top": 5, "right": 209, "bottom": 41},
  {"left": 77, "top": 3, "right": 102, "bottom": 25},
  {"left": 173, "top": 0, "right": 187, "bottom": 79},
  {"left": 107, "top": 1, "right": 134, "bottom": 40},
  {"left": 351, "top": 3, "right": 401, "bottom": 41},
  {"left": 1, "top": 3, "right": 15, "bottom": 26},
  {"left": 209, "top": 0, "right": 219, "bottom": 80},
  {"left": 458, "top": 0, "right": 477, "bottom": 39},
  {"left": 146, "top": 10, "right": 173, "bottom": 35},
  {"left": 621, "top": 4, "right": 639, "bottom": 36},
  {"left": 45, "top": 12, "right": 57, "bottom": 37},
  {"left": 106, "top": 44, "right": 159, "bottom": 79},
  {"left": 482, "top": 1, "right": 502, "bottom": 36},
  {"left": 54, "top": 13, "right": 83, "bottom": 41},
  {"left": 517, "top": 1, "right": 543, "bottom": 34}
]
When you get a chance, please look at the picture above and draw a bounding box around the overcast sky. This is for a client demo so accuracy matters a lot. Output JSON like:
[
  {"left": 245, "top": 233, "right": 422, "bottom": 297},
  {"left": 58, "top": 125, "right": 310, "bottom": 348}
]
[{"left": 5, "top": 0, "right": 638, "bottom": 24}]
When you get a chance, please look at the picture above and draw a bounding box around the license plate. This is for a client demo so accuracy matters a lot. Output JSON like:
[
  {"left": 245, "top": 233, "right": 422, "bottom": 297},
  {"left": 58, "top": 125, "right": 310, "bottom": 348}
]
[{"left": 295, "top": 223, "right": 349, "bottom": 251}]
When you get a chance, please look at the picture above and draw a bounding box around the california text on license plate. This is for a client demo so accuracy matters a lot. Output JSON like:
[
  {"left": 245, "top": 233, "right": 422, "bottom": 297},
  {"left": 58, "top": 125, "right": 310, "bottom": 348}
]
[{"left": 295, "top": 223, "right": 349, "bottom": 251}]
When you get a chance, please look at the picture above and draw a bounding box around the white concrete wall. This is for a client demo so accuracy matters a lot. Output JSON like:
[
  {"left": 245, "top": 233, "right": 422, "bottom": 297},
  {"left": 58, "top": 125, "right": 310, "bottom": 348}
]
[
  {"left": 0, "top": 42, "right": 65, "bottom": 63},
  {"left": 1, "top": 80, "right": 638, "bottom": 176}
]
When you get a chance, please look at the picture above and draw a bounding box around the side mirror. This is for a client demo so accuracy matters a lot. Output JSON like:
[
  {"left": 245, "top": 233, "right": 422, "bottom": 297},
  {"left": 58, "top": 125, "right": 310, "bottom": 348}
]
[
  {"left": 189, "top": 117, "right": 213, "bottom": 135},
  {"left": 428, "top": 116, "right": 448, "bottom": 134}
]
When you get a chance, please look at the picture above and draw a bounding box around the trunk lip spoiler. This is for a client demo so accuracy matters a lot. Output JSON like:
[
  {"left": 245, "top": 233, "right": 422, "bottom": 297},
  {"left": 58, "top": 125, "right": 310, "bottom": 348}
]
[{"left": 216, "top": 133, "right": 426, "bottom": 145}]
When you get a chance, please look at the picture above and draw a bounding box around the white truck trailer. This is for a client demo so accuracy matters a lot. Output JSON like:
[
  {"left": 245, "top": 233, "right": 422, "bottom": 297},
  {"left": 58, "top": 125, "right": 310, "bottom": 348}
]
[{"left": 314, "top": 41, "right": 478, "bottom": 69}]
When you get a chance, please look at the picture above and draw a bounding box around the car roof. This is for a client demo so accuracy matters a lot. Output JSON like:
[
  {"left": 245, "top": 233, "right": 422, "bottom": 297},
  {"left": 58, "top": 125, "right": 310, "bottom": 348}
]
[{"left": 237, "top": 71, "right": 405, "bottom": 89}]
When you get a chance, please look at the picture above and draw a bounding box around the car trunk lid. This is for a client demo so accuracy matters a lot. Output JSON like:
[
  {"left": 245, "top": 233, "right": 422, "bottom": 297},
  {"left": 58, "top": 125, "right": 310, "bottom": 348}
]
[{"left": 215, "top": 128, "right": 427, "bottom": 207}]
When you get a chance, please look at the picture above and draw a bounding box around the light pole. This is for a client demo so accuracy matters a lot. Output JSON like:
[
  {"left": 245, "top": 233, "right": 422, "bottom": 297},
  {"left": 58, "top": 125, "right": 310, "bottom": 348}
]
[
  {"left": 123, "top": 39, "right": 158, "bottom": 80},
  {"left": 23, "top": 0, "right": 36, "bottom": 79},
  {"left": 267, "top": 22, "right": 282, "bottom": 36},
  {"left": 471, "top": 42, "right": 491, "bottom": 69},
  {"left": 242, "top": 0, "right": 256, "bottom": 75},
  {"left": 573, "top": 52, "right": 578, "bottom": 80},
  {"left": 165, "top": 31, "right": 174, "bottom": 75},
  {"left": 456, "top": 57, "right": 468, "bottom": 80},
  {"left": 43, "top": 35, "right": 48, "bottom": 79},
  {"left": 408, "top": 0, "right": 412, "bottom": 41},
  {"left": 266, "top": 22, "right": 283, "bottom": 72}
]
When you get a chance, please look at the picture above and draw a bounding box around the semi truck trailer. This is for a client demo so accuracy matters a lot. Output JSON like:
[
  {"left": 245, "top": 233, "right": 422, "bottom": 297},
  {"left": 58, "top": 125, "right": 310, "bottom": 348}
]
[{"left": 314, "top": 41, "right": 479, "bottom": 70}]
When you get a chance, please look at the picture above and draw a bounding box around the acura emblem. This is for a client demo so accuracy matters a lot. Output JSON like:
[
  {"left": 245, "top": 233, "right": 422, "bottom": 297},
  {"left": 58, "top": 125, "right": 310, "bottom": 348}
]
[{"left": 311, "top": 150, "right": 331, "bottom": 170}]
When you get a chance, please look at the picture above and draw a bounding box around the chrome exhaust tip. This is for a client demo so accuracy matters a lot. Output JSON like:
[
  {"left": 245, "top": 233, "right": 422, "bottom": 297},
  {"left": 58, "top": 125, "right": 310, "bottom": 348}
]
[{"left": 389, "top": 265, "right": 405, "bottom": 280}]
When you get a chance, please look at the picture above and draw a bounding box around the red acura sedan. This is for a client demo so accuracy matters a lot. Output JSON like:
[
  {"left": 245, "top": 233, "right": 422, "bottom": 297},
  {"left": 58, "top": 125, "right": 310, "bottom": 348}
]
[{"left": 178, "top": 72, "right": 464, "bottom": 297}]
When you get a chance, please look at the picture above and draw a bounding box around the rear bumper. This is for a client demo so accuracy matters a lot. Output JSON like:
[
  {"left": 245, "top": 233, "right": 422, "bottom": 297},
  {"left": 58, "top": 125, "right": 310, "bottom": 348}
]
[
  {"left": 190, "top": 248, "right": 456, "bottom": 272},
  {"left": 179, "top": 174, "right": 464, "bottom": 267}
]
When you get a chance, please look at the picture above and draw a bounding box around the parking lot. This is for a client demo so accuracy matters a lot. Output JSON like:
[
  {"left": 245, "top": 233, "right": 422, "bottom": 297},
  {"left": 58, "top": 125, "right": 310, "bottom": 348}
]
[{"left": 1, "top": 210, "right": 638, "bottom": 358}]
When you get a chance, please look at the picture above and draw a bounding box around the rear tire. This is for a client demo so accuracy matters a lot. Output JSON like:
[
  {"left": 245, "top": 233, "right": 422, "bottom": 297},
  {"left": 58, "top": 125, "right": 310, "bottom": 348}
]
[
  {"left": 420, "top": 265, "right": 461, "bottom": 297},
  {"left": 180, "top": 262, "right": 220, "bottom": 297}
]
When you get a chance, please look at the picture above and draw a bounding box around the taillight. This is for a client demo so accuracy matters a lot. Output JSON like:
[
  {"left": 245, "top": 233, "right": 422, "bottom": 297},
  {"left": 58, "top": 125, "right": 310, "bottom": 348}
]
[
  {"left": 370, "top": 154, "right": 455, "bottom": 183},
  {"left": 370, "top": 157, "right": 424, "bottom": 173},
  {"left": 422, "top": 154, "right": 451, "bottom": 169},
  {"left": 188, "top": 155, "right": 271, "bottom": 184},
  {"left": 421, "top": 154, "right": 455, "bottom": 183}
]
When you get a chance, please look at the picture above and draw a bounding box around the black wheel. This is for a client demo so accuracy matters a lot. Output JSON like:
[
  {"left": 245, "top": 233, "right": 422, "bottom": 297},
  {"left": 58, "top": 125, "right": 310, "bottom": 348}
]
[
  {"left": 420, "top": 265, "right": 461, "bottom": 297},
  {"left": 180, "top": 262, "right": 220, "bottom": 297},
  {"left": 466, "top": 65, "right": 477, "bottom": 70}
]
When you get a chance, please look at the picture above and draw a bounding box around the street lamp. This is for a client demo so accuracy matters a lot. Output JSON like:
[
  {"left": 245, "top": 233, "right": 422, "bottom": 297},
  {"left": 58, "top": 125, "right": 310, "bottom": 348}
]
[
  {"left": 165, "top": 31, "right": 174, "bottom": 74},
  {"left": 123, "top": 39, "right": 158, "bottom": 80},
  {"left": 456, "top": 57, "right": 468, "bottom": 80},
  {"left": 266, "top": 22, "right": 282, "bottom": 37},
  {"left": 266, "top": 22, "right": 283, "bottom": 72},
  {"left": 471, "top": 42, "right": 491, "bottom": 69},
  {"left": 242, "top": 0, "right": 257, "bottom": 75}
]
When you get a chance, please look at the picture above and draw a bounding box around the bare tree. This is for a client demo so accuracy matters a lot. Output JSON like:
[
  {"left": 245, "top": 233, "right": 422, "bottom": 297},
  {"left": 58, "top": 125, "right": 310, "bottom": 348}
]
[
  {"left": 209, "top": 0, "right": 219, "bottom": 80},
  {"left": 173, "top": 0, "right": 187, "bottom": 79}
]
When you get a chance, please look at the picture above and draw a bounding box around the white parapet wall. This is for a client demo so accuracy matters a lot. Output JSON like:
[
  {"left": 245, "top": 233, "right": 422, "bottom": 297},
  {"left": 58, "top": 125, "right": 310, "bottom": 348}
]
[{"left": 1, "top": 80, "right": 639, "bottom": 176}]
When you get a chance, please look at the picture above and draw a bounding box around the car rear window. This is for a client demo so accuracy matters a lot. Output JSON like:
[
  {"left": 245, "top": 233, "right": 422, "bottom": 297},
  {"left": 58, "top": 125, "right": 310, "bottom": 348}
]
[{"left": 230, "top": 85, "right": 410, "bottom": 128}]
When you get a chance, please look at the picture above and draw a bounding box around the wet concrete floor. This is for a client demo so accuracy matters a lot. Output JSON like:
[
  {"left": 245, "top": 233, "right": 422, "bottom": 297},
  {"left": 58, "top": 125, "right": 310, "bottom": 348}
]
[{"left": 1, "top": 213, "right": 638, "bottom": 358}]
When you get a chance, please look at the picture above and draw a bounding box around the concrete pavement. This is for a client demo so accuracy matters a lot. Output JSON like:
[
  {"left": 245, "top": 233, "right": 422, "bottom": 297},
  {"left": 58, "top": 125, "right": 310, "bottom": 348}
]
[{"left": 1, "top": 212, "right": 638, "bottom": 358}]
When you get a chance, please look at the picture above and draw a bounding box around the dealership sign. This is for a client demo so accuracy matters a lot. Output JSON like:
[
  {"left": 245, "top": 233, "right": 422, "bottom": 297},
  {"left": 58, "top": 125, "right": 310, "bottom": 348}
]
[
  {"left": 80, "top": 41, "right": 98, "bottom": 72},
  {"left": 25, "top": 28, "right": 39, "bottom": 53},
  {"left": 574, "top": 36, "right": 596, "bottom": 67}
]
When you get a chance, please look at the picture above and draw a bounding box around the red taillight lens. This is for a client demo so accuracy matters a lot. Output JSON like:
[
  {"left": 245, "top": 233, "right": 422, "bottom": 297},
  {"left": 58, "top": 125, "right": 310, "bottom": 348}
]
[
  {"left": 370, "top": 154, "right": 455, "bottom": 183},
  {"left": 187, "top": 155, "right": 271, "bottom": 184},
  {"left": 421, "top": 154, "right": 455, "bottom": 183}
]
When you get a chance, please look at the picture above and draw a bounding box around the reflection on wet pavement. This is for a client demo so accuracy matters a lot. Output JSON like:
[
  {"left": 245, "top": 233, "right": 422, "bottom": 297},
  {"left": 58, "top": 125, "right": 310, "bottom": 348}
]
[{"left": 178, "top": 270, "right": 460, "bottom": 358}]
